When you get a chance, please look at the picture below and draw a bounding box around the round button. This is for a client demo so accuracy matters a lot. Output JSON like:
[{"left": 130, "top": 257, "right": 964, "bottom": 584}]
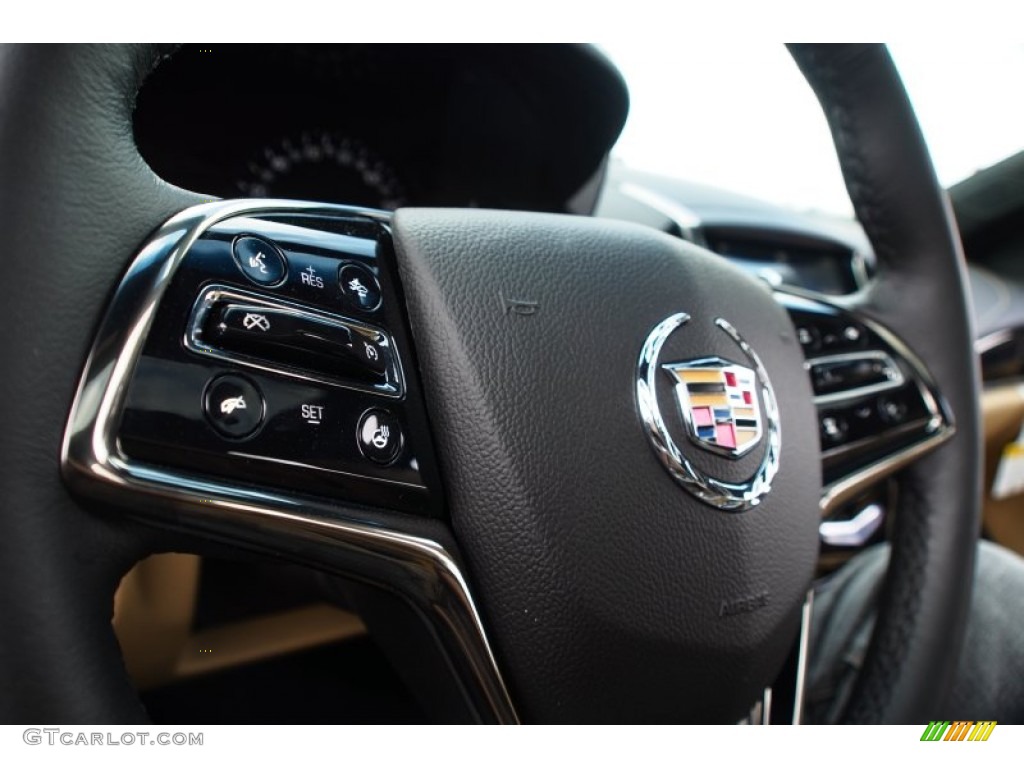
[
  {"left": 841, "top": 324, "right": 864, "bottom": 344},
  {"left": 203, "top": 375, "right": 265, "bottom": 439},
  {"left": 338, "top": 262, "right": 382, "bottom": 312},
  {"left": 356, "top": 409, "right": 403, "bottom": 465},
  {"left": 878, "top": 395, "right": 909, "bottom": 425},
  {"left": 232, "top": 235, "right": 288, "bottom": 286},
  {"left": 820, "top": 414, "right": 848, "bottom": 446},
  {"left": 796, "top": 325, "right": 821, "bottom": 354}
]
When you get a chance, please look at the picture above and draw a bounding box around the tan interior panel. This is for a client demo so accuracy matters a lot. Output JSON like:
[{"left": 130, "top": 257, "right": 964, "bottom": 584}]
[
  {"left": 114, "top": 554, "right": 366, "bottom": 690},
  {"left": 177, "top": 604, "right": 366, "bottom": 678},
  {"left": 982, "top": 383, "right": 1024, "bottom": 556},
  {"left": 114, "top": 553, "right": 202, "bottom": 689}
]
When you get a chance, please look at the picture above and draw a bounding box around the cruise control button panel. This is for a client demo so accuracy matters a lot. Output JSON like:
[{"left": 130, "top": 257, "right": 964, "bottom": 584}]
[{"left": 116, "top": 212, "right": 441, "bottom": 516}]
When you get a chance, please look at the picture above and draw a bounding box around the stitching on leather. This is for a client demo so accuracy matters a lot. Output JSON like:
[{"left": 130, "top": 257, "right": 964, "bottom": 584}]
[
  {"left": 793, "top": 44, "right": 930, "bottom": 724},
  {"left": 845, "top": 486, "right": 930, "bottom": 723},
  {"left": 813, "top": 48, "right": 899, "bottom": 271}
]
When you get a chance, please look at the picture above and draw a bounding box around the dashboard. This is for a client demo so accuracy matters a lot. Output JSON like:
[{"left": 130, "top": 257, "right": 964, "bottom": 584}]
[
  {"left": 596, "top": 165, "right": 874, "bottom": 297},
  {"left": 134, "top": 44, "right": 627, "bottom": 214}
]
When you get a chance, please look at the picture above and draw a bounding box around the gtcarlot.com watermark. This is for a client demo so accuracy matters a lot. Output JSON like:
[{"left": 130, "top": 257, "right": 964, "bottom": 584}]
[{"left": 23, "top": 729, "right": 203, "bottom": 747}]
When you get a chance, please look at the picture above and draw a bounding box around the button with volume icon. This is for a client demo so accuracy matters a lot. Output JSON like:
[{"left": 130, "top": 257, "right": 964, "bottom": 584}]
[
  {"left": 203, "top": 374, "right": 265, "bottom": 439},
  {"left": 232, "top": 235, "right": 288, "bottom": 287},
  {"left": 356, "top": 409, "right": 403, "bottom": 465}
]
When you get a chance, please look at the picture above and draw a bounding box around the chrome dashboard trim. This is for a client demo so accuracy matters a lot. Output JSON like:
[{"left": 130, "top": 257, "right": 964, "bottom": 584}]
[{"left": 60, "top": 199, "right": 519, "bottom": 724}]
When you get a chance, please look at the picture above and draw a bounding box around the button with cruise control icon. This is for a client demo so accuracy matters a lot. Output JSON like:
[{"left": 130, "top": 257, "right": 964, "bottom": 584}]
[
  {"left": 356, "top": 409, "right": 403, "bottom": 465},
  {"left": 203, "top": 374, "right": 265, "bottom": 439}
]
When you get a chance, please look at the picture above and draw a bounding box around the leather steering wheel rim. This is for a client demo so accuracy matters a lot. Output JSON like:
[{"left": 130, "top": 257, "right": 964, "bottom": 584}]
[
  {"left": 0, "top": 43, "right": 980, "bottom": 724},
  {"left": 790, "top": 44, "right": 981, "bottom": 722}
]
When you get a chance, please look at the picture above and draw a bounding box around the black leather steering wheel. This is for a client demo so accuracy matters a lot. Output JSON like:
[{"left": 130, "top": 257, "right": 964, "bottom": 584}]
[{"left": 0, "top": 43, "right": 980, "bottom": 724}]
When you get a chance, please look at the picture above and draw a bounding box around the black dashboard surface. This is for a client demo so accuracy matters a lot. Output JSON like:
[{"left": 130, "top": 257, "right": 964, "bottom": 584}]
[
  {"left": 596, "top": 164, "right": 873, "bottom": 297},
  {"left": 134, "top": 44, "right": 628, "bottom": 213}
]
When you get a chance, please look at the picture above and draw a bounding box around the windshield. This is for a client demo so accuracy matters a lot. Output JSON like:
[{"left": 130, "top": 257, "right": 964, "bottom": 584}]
[{"left": 599, "top": 42, "right": 1024, "bottom": 218}]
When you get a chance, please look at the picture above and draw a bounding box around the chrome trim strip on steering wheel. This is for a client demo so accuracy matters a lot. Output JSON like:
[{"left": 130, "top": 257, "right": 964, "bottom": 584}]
[{"left": 60, "top": 199, "right": 519, "bottom": 724}]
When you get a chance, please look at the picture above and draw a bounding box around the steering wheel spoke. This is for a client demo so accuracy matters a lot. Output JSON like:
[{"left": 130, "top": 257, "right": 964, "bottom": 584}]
[{"left": 61, "top": 200, "right": 519, "bottom": 723}]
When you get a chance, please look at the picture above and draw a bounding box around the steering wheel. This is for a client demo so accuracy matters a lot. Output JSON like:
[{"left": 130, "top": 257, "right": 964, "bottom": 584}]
[{"left": 0, "top": 43, "right": 980, "bottom": 724}]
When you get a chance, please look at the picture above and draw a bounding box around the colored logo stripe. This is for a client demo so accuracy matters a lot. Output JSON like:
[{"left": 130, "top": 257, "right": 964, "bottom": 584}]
[
  {"left": 968, "top": 721, "right": 997, "bottom": 741},
  {"left": 920, "top": 720, "right": 996, "bottom": 742},
  {"left": 944, "top": 721, "right": 974, "bottom": 741}
]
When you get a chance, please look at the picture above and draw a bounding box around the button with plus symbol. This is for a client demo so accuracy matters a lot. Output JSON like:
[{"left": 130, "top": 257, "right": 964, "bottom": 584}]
[{"left": 299, "top": 264, "right": 325, "bottom": 289}]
